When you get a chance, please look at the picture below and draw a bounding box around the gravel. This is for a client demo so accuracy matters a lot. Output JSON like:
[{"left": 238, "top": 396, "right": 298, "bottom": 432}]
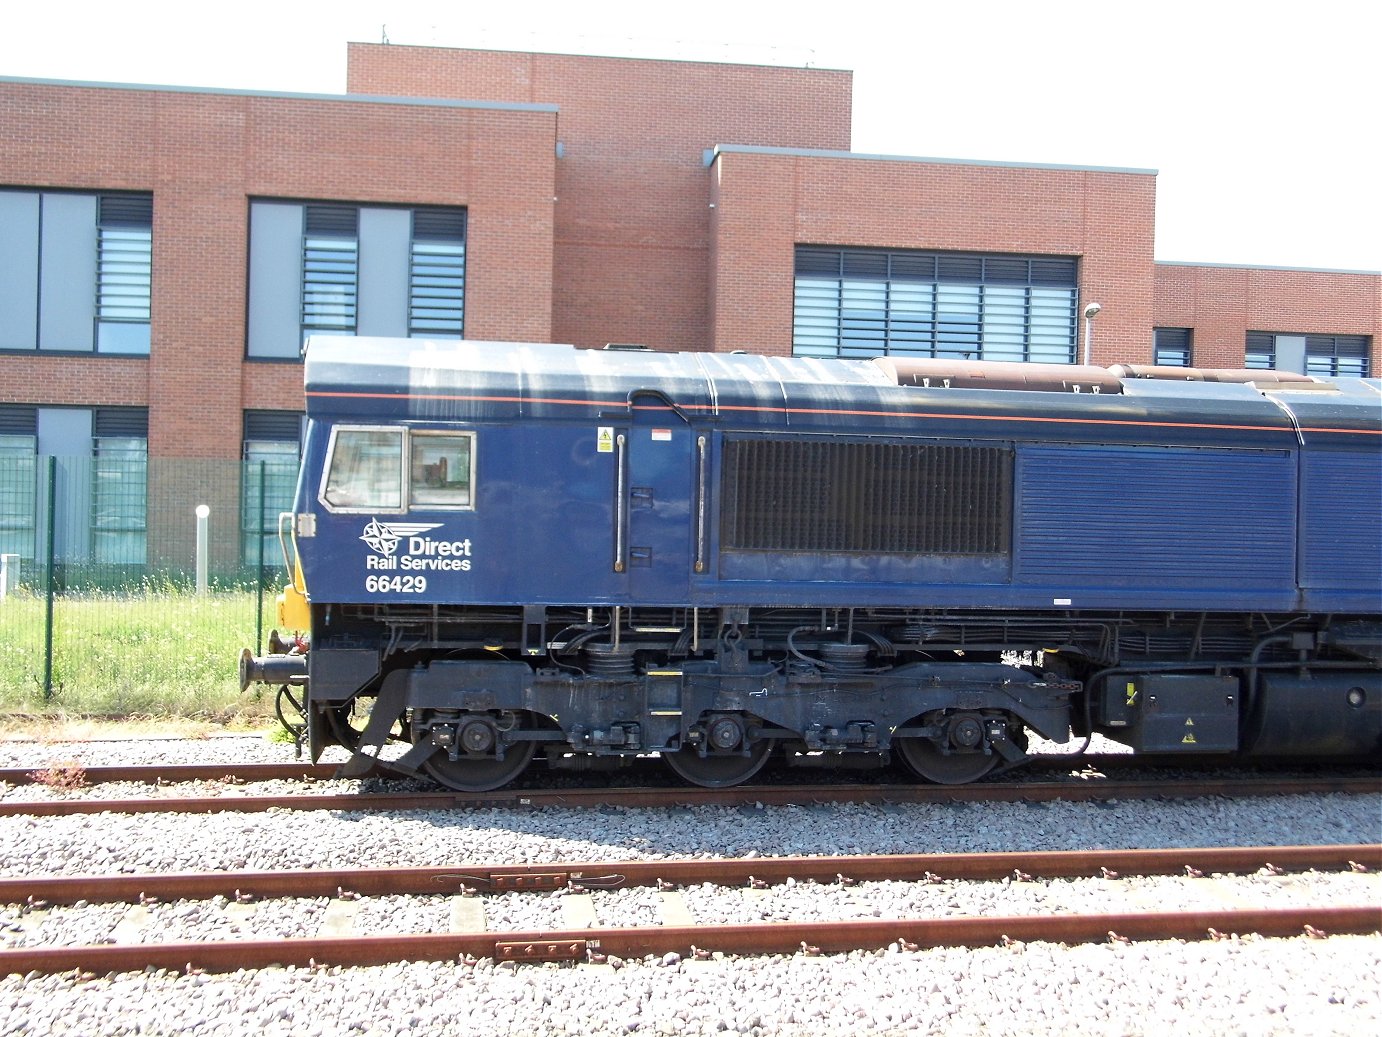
[
  {"left": 1, "top": 936, "right": 1378, "bottom": 1037},
  {"left": 0, "top": 735, "right": 1378, "bottom": 1036}
]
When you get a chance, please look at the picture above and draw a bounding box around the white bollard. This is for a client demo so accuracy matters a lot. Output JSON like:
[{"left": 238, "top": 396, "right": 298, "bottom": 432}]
[
  {"left": 195, "top": 505, "right": 210, "bottom": 596},
  {"left": 0, "top": 554, "right": 17, "bottom": 601}
]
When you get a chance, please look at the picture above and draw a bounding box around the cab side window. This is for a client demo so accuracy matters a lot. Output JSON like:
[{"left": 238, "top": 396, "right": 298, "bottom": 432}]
[
  {"left": 322, "top": 428, "right": 404, "bottom": 510},
  {"left": 409, "top": 432, "right": 474, "bottom": 508}
]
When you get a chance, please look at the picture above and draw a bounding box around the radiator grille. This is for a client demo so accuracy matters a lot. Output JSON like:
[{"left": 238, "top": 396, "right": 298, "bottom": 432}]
[{"left": 721, "top": 439, "right": 1012, "bottom": 555}]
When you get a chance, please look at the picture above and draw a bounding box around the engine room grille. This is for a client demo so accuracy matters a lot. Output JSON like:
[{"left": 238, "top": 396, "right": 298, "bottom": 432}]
[{"left": 721, "top": 439, "right": 1012, "bottom": 555}]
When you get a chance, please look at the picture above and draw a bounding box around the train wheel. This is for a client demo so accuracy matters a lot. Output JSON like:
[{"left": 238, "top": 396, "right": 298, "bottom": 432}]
[
  {"left": 665, "top": 738, "right": 774, "bottom": 788},
  {"left": 895, "top": 736, "right": 998, "bottom": 785},
  {"left": 418, "top": 715, "right": 537, "bottom": 792},
  {"left": 663, "top": 718, "right": 773, "bottom": 790},
  {"left": 665, "top": 715, "right": 775, "bottom": 787}
]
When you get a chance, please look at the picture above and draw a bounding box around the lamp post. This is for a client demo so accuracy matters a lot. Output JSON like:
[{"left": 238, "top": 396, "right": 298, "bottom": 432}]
[{"left": 1082, "top": 302, "right": 1102, "bottom": 366}]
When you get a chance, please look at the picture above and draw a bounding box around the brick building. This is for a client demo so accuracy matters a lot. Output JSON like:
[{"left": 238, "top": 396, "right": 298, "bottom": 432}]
[{"left": 1, "top": 44, "right": 1378, "bottom": 569}]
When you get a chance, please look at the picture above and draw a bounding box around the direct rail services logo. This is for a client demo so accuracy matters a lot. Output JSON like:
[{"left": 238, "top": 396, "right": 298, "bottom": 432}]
[{"left": 360, "top": 518, "right": 474, "bottom": 571}]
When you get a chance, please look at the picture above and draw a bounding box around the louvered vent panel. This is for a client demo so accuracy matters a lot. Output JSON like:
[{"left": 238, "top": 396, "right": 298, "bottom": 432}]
[
  {"left": 1016, "top": 447, "right": 1296, "bottom": 585},
  {"left": 721, "top": 440, "right": 1012, "bottom": 556},
  {"left": 1300, "top": 451, "right": 1382, "bottom": 589}
]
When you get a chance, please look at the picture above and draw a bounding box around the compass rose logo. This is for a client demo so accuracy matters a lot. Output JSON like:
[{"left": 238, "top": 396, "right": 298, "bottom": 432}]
[{"left": 359, "top": 518, "right": 441, "bottom": 557}]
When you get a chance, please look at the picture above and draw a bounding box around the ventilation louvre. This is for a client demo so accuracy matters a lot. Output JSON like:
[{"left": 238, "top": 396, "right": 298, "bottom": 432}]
[{"left": 721, "top": 439, "right": 1012, "bottom": 556}]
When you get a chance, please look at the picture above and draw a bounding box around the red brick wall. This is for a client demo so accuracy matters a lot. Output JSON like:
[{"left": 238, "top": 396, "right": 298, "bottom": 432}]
[
  {"left": 0, "top": 80, "right": 556, "bottom": 459},
  {"left": 1154, "top": 264, "right": 1382, "bottom": 370},
  {"left": 3, "top": 50, "right": 1377, "bottom": 483},
  {"left": 709, "top": 150, "right": 1158, "bottom": 362},
  {"left": 347, "top": 44, "right": 853, "bottom": 353}
]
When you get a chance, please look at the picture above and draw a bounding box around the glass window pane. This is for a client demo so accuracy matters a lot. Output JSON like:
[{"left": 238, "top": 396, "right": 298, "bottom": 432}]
[
  {"left": 792, "top": 249, "right": 1078, "bottom": 363},
  {"left": 409, "top": 237, "right": 465, "bottom": 338},
  {"left": 0, "top": 435, "right": 37, "bottom": 559},
  {"left": 1028, "top": 288, "right": 1077, "bottom": 364},
  {"left": 409, "top": 433, "right": 474, "bottom": 508},
  {"left": 243, "top": 440, "right": 301, "bottom": 567},
  {"left": 796, "top": 250, "right": 1072, "bottom": 362},
  {"left": 91, "top": 435, "right": 147, "bottom": 564},
  {"left": 97, "top": 222, "right": 151, "bottom": 354},
  {"left": 303, "top": 235, "right": 358, "bottom": 333},
  {"left": 97, "top": 321, "right": 151, "bottom": 355},
  {"left": 323, "top": 429, "right": 403, "bottom": 510}
]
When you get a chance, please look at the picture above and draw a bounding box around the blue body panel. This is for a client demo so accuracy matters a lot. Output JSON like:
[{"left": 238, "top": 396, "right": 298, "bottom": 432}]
[{"left": 295, "top": 339, "right": 1382, "bottom": 619}]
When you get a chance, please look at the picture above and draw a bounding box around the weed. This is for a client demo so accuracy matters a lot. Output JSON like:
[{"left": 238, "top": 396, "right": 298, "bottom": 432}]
[{"left": 28, "top": 760, "right": 87, "bottom": 791}]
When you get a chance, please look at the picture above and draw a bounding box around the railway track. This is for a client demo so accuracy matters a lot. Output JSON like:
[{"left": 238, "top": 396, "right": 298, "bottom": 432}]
[
  {"left": 0, "top": 752, "right": 1365, "bottom": 787},
  {"left": 1, "top": 772, "right": 1377, "bottom": 817},
  {"left": 3, "top": 845, "right": 1377, "bottom": 976}
]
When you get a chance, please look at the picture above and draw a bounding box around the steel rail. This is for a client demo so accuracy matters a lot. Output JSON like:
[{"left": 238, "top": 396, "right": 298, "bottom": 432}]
[
  {"left": 1, "top": 774, "right": 1377, "bottom": 818},
  {"left": 0, "top": 753, "right": 1352, "bottom": 786},
  {"left": 1, "top": 907, "right": 1377, "bottom": 976},
  {"left": 3, "top": 844, "right": 1377, "bottom": 906},
  {"left": 0, "top": 763, "right": 339, "bottom": 785}
]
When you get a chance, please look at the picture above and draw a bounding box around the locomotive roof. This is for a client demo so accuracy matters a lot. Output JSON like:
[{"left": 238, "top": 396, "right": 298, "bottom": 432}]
[{"left": 303, "top": 337, "right": 1381, "bottom": 441}]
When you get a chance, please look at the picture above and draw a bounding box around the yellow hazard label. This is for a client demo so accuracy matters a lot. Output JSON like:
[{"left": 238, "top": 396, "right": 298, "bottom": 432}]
[
  {"left": 1182, "top": 732, "right": 1197, "bottom": 744},
  {"left": 1125, "top": 682, "right": 1137, "bottom": 707},
  {"left": 1184, "top": 717, "right": 1195, "bottom": 726},
  {"left": 597, "top": 426, "right": 614, "bottom": 453}
]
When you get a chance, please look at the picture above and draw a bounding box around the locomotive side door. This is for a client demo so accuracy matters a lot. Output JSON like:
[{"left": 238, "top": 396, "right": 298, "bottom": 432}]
[{"left": 615, "top": 394, "right": 698, "bottom": 604}]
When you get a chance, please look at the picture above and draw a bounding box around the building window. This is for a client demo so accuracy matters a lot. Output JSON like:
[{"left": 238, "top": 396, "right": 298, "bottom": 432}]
[
  {"left": 793, "top": 248, "right": 1078, "bottom": 364},
  {"left": 96, "top": 195, "right": 153, "bottom": 354},
  {"left": 1246, "top": 332, "right": 1371, "bottom": 377},
  {"left": 1306, "top": 335, "right": 1370, "bottom": 377},
  {"left": 248, "top": 201, "right": 468, "bottom": 359},
  {"left": 1153, "top": 328, "right": 1192, "bottom": 367},
  {"left": 409, "top": 209, "right": 467, "bottom": 338},
  {"left": 301, "top": 206, "right": 359, "bottom": 342},
  {"left": 0, "top": 189, "right": 152, "bottom": 354},
  {"left": 90, "top": 408, "right": 148, "bottom": 565},
  {"left": 0, "top": 407, "right": 38, "bottom": 562},
  {"left": 242, "top": 411, "right": 304, "bottom": 567},
  {"left": 1245, "top": 332, "right": 1276, "bottom": 370}
]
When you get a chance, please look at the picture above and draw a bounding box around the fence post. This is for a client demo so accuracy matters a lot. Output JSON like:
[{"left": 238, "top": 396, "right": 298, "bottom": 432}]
[{"left": 43, "top": 455, "right": 57, "bottom": 701}]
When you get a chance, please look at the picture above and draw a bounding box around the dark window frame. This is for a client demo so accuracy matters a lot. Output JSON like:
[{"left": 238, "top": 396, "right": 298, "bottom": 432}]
[
  {"left": 242, "top": 410, "right": 305, "bottom": 568},
  {"left": 409, "top": 208, "right": 467, "bottom": 339},
  {"left": 1153, "top": 327, "right": 1193, "bottom": 368},
  {"left": 793, "top": 247, "right": 1079, "bottom": 364},
  {"left": 1306, "top": 334, "right": 1370, "bottom": 377},
  {"left": 301, "top": 205, "right": 360, "bottom": 341}
]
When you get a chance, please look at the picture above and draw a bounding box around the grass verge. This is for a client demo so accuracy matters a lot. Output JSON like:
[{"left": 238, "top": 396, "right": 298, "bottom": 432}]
[{"left": 0, "top": 588, "right": 277, "bottom": 726}]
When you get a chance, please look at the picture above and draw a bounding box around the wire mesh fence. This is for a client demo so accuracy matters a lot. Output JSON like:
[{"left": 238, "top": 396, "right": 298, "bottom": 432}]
[{"left": 0, "top": 455, "right": 298, "bottom": 716}]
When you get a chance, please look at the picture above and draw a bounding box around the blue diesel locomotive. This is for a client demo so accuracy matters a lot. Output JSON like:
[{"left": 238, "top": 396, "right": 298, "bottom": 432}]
[{"left": 242, "top": 338, "right": 1382, "bottom": 790}]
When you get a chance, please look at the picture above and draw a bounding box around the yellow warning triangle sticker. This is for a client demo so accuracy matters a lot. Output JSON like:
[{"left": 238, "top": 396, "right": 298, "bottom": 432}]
[
  {"left": 1182, "top": 732, "right": 1197, "bottom": 744},
  {"left": 1184, "top": 717, "right": 1195, "bottom": 726}
]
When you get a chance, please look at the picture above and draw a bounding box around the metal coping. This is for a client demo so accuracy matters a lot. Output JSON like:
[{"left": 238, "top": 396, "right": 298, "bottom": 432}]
[
  {"left": 704, "top": 143, "right": 1157, "bottom": 178},
  {"left": 1155, "top": 258, "right": 1381, "bottom": 277},
  {"left": 0, "top": 76, "right": 558, "bottom": 114}
]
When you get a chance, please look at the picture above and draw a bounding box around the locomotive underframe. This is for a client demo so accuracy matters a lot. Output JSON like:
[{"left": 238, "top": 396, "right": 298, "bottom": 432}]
[{"left": 291, "top": 603, "right": 1382, "bottom": 788}]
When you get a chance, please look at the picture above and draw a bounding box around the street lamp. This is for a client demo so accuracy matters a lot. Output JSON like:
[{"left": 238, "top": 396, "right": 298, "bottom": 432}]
[{"left": 1082, "top": 302, "right": 1102, "bottom": 366}]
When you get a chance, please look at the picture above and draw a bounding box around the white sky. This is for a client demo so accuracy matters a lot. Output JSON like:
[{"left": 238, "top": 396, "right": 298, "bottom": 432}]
[{"left": 4, "top": 0, "right": 1377, "bottom": 271}]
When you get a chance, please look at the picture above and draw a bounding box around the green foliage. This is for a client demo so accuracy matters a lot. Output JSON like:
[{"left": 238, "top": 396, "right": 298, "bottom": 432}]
[
  {"left": 0, "top": 587, "right": 275, "bottom": 721},
  {"left": 265, "top": 724, "right": 299, "bottom": 744}
]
